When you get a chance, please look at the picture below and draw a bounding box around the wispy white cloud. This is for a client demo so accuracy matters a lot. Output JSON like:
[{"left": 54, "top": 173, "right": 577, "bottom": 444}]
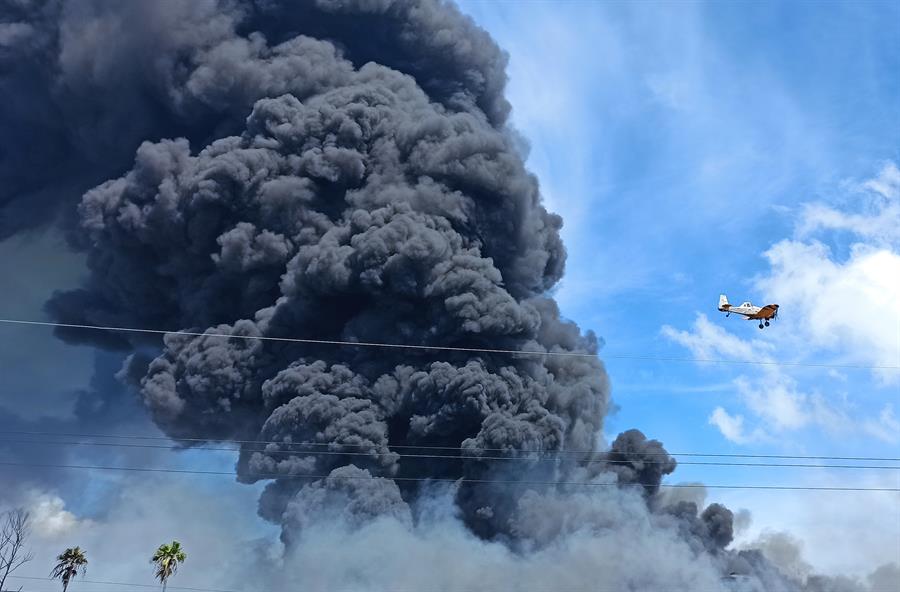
[
  {"left": 862, "top": 404, "right": 900, "bottom": 444},
  {"left": 663, "top": 313, "right": 897, "bottom": 444},
  {"left": 862, "top": 162, "right": 900, "bottom": 200},
  {"left": 797, "top": 162, "right": 899, "bottom": 245},
  {"left": 661, "top": 313, "right": 775, "bottom": 364},
  {"left": 708, "top": 406, "right": 765, "bottom": 444}
]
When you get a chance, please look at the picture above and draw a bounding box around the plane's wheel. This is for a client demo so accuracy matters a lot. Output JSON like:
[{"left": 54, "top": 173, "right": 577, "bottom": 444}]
[
  {"left": 765, "top": 321, "right": 770, "bottom": 327},
  {"left": 758, "top": 323, "right": 764, "bottom": 329}
]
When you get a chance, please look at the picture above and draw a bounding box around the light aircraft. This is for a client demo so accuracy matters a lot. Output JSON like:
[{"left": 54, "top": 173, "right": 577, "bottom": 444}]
[{"left": 717, "top": 294, "right": 779, "bottom": 329}]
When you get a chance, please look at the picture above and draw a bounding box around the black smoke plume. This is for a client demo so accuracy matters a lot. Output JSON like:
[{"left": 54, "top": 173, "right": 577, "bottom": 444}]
[{"left": 35, "top": 0, "right": 608, "bottom": 541}]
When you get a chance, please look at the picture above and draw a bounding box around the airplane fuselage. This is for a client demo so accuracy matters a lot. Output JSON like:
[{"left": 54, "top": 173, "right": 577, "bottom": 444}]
[
  {"left": 719, "top": 302, "right": 778, "bottom": 321},
  {"left": 718, "top": 296, "right": 779, "bottom": 328},
  {"left": 721, "top": 303, "right": 764, "bottom": 318}
]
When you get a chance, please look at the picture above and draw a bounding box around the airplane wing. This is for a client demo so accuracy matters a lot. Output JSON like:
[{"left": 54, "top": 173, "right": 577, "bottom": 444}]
[
  {"left": 723, "top": 309, "right": 753, "bottom": 318},
  {"left": 757, "top": 304, "right": 778, "bottom": 318},
  {"left": 724, "top": 310, "right": 752, "bottom": 317},
  {"left": 746, "top": 305, "right": 778, "bottom": 319}
]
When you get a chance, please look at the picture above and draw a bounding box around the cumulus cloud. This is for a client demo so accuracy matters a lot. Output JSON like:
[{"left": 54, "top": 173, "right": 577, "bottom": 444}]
[
  {"left": 666, "top": 314, "right": 894, "bottom": 444},
  {"left": 23, "top": 491, "right": 89, "bottom": 538},
  {"left": 665, "top": 162, "right": 900, "bottom": 444},
  {"left": 758, "top": 162, "right": 900, "bottom": 379},
  {"left": 760, "top": 242, "right": 900, "bottom": 377}
]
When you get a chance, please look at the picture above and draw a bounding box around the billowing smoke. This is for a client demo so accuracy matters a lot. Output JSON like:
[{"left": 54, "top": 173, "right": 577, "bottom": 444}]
[
  {"left": 3, "top": 1, "right": 896, "bottom": 590},
  {"left": 36, "top": 0, "right": 608, "bottom": 542}
]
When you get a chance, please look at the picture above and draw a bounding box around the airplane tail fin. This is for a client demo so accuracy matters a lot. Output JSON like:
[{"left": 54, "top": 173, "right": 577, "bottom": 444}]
[{"left": 718, "top": 294, "right": 730, "bottom": 311}]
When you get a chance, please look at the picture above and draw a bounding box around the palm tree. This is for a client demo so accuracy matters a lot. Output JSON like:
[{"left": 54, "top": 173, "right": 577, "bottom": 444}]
[
  {"left": 50, "top": 547, "right": 88, "bottom": 592},
  {"left": 151, "top": 541, "right": 186, "bottom": 592}
]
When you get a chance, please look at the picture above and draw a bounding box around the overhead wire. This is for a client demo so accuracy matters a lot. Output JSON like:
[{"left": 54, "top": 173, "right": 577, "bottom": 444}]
[
  {"left": 1, "top": 318, "right": 898, "bottom": 370},
  {"left": 1, "top": 323, "right": 897, "bottom": 492},
  {"left": 1, "top": 437, "right": 898, "bottom": 470},
  {"left": 2, "top": 460, "right": 898, "bottom": 491},
  {"left": 7, "top": 575, "right": 242, "bottom": 592},
  {"left": 7, "top": 574, "right": 806, "bottom": 592},
  {"left": 1, "top": 430, "right": 898, "bottom": 463}
]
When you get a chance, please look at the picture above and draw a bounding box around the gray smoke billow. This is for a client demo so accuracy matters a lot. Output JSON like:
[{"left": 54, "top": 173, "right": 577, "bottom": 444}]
[
  {"left": 4, "top": 1, "right": 897, "bottom": 590},
  {"left": 34, "top": 0, "right": 607, "bottom": 541}
]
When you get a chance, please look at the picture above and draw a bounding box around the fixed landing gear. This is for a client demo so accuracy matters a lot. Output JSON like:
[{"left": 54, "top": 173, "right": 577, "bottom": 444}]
[
  {"left": 764, "top": 320, "right": 770, "bottom": 327},
  {"left": 758, "top": 322, "right": 764, "bottom": 329}
]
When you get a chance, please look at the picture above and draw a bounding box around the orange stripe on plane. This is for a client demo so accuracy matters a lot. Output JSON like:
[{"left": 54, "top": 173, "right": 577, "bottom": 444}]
[{"left": 750, "top": 304, "right": 779, "bottom": 319}]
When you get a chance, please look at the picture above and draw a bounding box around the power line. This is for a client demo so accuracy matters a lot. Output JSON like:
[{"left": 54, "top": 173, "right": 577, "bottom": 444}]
[
  {"left": 0, "top": 318, "right": 595, "bottom": 359},
  {"left": 8, "top": 575, "right": 829, "bottom": 592},
  {"left": 8, "top": 575, "right": 241, "bottom": 592},
  {"left": 2, "top": 460, "right": 898, "bottom": 492},
  {"left": 2, "top": 430, "right": 898, "bottom": 463},
  {"left": 2, "top": 438, "right": 898, "bottom": 471},
  {"left": 2, "top": 318, "right": 897, "bottom": 370}
]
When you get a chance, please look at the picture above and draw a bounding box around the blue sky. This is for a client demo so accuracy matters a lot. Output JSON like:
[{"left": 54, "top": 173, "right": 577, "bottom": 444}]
[
  {"left": 0, "top": 0, "right": 897, "bottom": 584},
  {"left": 460, "top": 0, "right": 899, "bottom": 574}
]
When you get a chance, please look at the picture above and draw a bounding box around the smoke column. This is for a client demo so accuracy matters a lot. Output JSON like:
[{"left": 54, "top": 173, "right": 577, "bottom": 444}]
[
  {"left": 37, "top": 0, "right": 611, "bottom": 542},
  {"left": 2, "top": 1, "right": 896, "bottom": 590}
]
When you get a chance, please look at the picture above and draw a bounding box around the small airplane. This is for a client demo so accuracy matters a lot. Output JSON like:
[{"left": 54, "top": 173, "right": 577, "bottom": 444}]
[{"left": 718, "top": 294, "right": 779, "bottom": 329}]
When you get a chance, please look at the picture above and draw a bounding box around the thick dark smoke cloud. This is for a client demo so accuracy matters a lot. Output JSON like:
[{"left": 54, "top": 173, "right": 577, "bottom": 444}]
[
  {"left": 34, "top": 0, "right": 599, "bottom": 541},
  {"left": 4, "top": 1, "right": 894, "bottom": 589},
  {"left": 0, "top": 0, "right": 509, "bottom": 239}
]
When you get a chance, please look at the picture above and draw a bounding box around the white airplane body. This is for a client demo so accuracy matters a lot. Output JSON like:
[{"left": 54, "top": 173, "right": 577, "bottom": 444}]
[{"left": 718, "top": 294, "right": 779, "bottom": 329}]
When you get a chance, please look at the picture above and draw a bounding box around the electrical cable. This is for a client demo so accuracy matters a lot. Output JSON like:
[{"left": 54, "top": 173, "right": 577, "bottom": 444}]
[
  {"left": 1, "top": 430, "right": 897, "bottom": 463},
  {"left": 1, "top": 318, "right": 897, "bottom": 370},
  {"left": 0, "top": 438, "right": 898, "bottom": 470},
  {"left": 7, "top": 575, "right": 241, "bottom": 592},
  {"left": 2, "top": 460, "right": 898, "bottom": 491}
]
